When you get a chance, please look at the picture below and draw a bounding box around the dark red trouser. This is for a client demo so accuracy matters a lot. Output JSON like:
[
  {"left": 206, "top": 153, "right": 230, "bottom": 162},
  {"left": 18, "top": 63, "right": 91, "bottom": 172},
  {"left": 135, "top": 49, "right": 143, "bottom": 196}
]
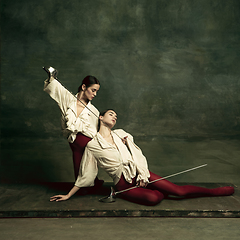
[{"left": 115, "top": 171, "right": 234, "bottom": 206}]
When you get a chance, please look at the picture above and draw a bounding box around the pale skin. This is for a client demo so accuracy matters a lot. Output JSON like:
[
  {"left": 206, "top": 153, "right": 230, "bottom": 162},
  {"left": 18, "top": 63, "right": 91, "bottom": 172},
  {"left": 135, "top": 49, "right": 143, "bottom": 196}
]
[
  {"left": 50, "top": 83, "right": 99, "bottom": 202},
  {"left": 50, "top": 110, "right": 148, "bottom": 202},
  {"left": 47, "top": 69, "right": 100, "bottom": 117},
  {"left": 76, "top": 83, "right": 100, "bottom": 117}
]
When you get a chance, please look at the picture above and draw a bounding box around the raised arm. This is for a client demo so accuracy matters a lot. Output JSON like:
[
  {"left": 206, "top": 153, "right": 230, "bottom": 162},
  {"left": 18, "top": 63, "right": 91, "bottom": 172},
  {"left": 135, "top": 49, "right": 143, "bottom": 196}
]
[{"left": 44, "top": 76, "right": 74, "bottom": 113}]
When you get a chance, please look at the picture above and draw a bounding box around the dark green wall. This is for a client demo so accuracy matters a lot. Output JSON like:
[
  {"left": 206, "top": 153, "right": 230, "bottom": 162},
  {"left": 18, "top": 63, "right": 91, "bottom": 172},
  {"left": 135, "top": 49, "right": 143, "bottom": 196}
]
[{"left": 1, "top": 0, "right": 240, "bottom": 182}]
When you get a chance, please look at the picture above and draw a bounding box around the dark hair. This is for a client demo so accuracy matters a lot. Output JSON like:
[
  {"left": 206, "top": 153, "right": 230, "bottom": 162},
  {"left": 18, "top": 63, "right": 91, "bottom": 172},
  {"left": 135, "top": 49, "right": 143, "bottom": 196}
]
[
  {"left": 97, "top": 109, "right": 115, "bottom": 131},
  {"left": 78, "top": 75, "right": 100, "bottom": 92}
]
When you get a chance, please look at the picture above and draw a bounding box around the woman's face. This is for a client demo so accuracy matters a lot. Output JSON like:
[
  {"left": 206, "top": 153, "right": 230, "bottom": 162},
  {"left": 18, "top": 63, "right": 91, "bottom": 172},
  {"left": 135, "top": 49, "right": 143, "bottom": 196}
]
[
  {"left": 82, "top": 84, "right": 100, "bottom": 101},
  {"left": 100, "top": 110, "right": 117, "bottom": 128}
]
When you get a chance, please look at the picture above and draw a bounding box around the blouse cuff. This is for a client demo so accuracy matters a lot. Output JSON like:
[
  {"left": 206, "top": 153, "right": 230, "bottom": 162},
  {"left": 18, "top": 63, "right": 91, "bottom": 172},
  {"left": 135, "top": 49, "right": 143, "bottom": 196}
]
[{"left": 136, "top": 174, "right": 149, "bottom": 184}]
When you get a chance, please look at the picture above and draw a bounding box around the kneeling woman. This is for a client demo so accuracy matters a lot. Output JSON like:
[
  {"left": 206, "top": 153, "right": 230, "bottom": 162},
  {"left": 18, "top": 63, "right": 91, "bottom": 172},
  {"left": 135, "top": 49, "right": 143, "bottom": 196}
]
[{"left": 50, "top": 110, "right": 234, "bottom": 206}]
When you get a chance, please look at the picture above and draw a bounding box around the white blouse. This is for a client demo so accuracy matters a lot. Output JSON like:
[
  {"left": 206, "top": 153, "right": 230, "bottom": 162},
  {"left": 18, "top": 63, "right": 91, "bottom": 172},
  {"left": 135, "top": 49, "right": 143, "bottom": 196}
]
[
  {"left": 44, "top": 77, "right": 99, "bottom": 142},
  {"left": 75, "top": 129, "right": 150, "bottom": 187}
]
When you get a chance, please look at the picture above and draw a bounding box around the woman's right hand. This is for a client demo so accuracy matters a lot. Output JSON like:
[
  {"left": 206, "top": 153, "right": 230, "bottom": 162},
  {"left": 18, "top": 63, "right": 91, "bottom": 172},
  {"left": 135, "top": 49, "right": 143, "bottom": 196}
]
[
  {"left": 50, "top": 194, "right": 70, "bottom": 202},
  {"left": 50, "top": 185, "right": 80, "bottom": 202},
  {"left": 136, "top": 180, "right": 148, "bottom": 188}
]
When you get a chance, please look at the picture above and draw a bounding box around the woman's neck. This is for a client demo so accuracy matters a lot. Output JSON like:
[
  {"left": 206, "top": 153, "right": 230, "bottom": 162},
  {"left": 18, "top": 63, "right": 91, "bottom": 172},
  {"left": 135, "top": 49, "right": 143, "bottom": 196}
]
[
  {"left": 99, "top": 125, "right": 117, "bottom": 147},
  {"left": 77, "top": 91, "right": 89, "bottom": 105},
  {"left": 99, "top": 125, "right": 112, "bottom": 138}
]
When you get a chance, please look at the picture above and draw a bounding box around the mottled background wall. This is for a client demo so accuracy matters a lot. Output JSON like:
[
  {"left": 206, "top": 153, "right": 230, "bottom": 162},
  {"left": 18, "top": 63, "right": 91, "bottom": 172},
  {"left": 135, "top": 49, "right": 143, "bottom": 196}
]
[{"left": 1, "top": 0, "right": 240, "bottom": 183}]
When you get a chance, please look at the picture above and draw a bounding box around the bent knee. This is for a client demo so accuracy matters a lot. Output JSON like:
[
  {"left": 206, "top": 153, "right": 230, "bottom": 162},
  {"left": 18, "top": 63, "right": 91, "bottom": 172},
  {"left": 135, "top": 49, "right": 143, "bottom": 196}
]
[{"left": 145, "top": 190, "right": 164, "bottom": 206}]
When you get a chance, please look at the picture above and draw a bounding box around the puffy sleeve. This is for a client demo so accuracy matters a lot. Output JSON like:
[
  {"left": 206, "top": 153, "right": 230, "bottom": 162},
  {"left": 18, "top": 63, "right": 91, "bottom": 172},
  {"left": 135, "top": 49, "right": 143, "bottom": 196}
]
[
  {"left": 43, "top": 77, "right": 73, "bottom": 114},
  {"left": 114, "top": 129, "right": 150, "bottom": 183},
  {"left": 74, "top": 146, "right": 98, "bottom": 188},
  {"left": 127, "top": 136, "right": 150, "bottom": 183}
]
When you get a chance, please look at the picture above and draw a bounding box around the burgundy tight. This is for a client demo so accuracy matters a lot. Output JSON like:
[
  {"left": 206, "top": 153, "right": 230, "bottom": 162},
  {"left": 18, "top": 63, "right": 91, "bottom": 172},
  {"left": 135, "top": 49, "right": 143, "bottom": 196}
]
[
  {"left": 115, "top": 171, "right": 234, "bottom": 206},
  {"left": 69, "top": 133, "right": 103, "bottom": 194},
  {"left": 69, "top": 133, "right": 92, "bottom": 180}
]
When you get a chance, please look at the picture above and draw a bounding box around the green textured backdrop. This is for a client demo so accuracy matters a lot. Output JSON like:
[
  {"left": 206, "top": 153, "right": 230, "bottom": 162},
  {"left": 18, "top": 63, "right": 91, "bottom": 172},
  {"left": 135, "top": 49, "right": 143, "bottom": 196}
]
[{"left": 1, "top": 0, "right": 240, "bottom": 182}]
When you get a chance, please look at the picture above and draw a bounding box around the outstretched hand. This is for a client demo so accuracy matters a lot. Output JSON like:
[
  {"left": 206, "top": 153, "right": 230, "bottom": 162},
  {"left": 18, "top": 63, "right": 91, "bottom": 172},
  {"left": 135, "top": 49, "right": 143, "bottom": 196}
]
[{"left": 50, "top": 194, "right": 70, "bottom": 202}]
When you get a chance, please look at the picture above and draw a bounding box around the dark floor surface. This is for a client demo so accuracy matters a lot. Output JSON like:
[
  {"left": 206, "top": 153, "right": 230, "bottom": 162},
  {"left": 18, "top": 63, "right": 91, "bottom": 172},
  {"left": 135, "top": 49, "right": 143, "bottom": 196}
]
[
  {"left": 1, "top": 217, "right": 240, "bottom": 240},
  {"left": 0, "top": 181, "right": 239, "bottom": 240},
  {"left": 0, "top": 181, "right": 239, "bottom": 218},
  {"left": 1, "top": 137, "right": 240, "bottom": 239}
]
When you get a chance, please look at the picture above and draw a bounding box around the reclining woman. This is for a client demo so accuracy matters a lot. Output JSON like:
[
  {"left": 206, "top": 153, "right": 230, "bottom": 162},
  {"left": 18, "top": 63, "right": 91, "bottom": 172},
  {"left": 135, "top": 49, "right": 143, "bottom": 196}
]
[{"left": 50, "top": 110, "right": 234, "bottom": 206}]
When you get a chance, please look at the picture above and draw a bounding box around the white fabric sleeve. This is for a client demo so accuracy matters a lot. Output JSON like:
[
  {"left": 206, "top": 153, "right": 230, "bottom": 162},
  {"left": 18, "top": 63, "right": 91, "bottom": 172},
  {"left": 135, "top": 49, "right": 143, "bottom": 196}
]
[
  {"left": 74, "top": 147, "right": 98, "bottom": 188},
  {"left": 43, "top": 77, "right": 73, "bottom": 113},
  {"left": 125, "top": 132, "right": 150, "bottom": 183},
  {"left": 114, "top": 129, "right": 150, "bottom": 183}
]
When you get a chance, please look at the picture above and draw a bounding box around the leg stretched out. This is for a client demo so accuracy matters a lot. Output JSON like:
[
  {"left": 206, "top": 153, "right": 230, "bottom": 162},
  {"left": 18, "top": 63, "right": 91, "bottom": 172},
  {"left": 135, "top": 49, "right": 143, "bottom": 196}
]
[
  {"left": 115, "top": 172, "right": 234, "bottom": 206},
  {"left": 148, "top": 171, "right": 234, "bottom": 198}
]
